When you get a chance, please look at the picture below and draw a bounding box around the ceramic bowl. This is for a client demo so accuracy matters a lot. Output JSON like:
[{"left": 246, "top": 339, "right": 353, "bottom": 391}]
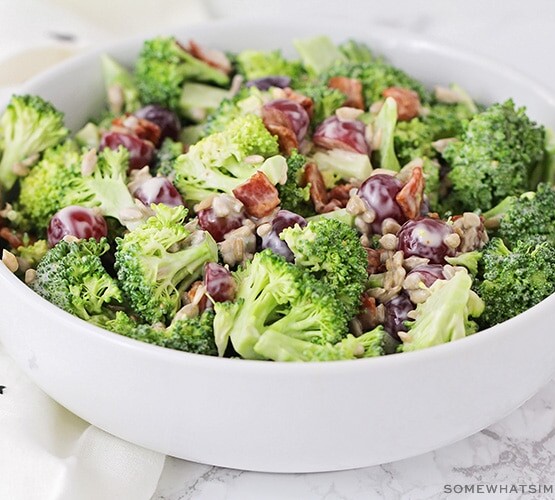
[{"left": 1, "top": 19, "right": 555, "bottom": 473}]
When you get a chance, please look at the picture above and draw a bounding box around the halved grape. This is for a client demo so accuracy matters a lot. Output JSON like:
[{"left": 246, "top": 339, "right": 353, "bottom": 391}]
[
  {"left": 134, "top": 177, "right": 184, "bottom": 207},
  {"left": 358, "top": 174, "right": 405, "bottom": 233},
  {"left": 204, "top": 262, "right": 235, "bottom": 303},
  {"left": 313, "top": 116, "right": 368, "bottom": 154},
  {"left": 260, "top": 209, "right": 306, "bottom": 261},
  {"left": 397, "top": 218, "right": 456, "bottom": 264},
  {"left": 100, "top": 131, "right": 154, "bottom": 170},
  {"left": 135, "top": 104, "right": 181, "bottom": 141},
  {"left": 263, "top": 99, "right": 309, "bottom": 141},
  {"left": 47, "top": 206, "right": 107, "bottom": 247}
]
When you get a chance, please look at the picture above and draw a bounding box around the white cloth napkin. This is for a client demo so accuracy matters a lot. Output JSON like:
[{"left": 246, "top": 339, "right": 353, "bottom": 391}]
[{"left": 0, "top": 343, "right": 165, "bottom": 500}]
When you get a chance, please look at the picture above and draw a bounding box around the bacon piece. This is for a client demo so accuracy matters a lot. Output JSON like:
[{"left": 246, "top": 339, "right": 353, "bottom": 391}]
[
  {"left": 0, "top": 227, "right": 24, "bottom": 249},
  {"left": 232, "top": 172, "right": 280, "bottom": 218},
  {"left": 112, "top": 115, "right": 162, "bottom": 146},
  {"left": 395, "top": 166, "right": 424, "bottom": 219},
  {"left": 328, "top": 76, "right": 364, "bottom": 109},
  {"left": 328, "top": 183, "right": 354, "bottom": 208},
  {"left": 187, "top": 39, "right": 232, "bottom": 75},
  {"left": 262, "top": 105, "right": 299, "bottom": 155},
  {"left": 381, "top": 87, "right": 421, "bottom": 121},
  {"left": 302, "top": 162, "right": 329, "bottom": 212},
  {"left": 356, "top": 294, "right": 382, "bottom": 331},
  {"left": 282, "top": 88, "right": 314, "bottom": 119},
  {"left": 365, "top": 247, "right": 383, "bottom": 275}
]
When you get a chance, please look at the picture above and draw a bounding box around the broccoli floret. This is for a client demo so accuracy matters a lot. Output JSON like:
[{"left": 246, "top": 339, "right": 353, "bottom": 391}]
[
  {"left": 0, "top": 95, "right": 68, "bottom": 190},
  {"left": 277, "top": 150, "right": 313, "bottom": 217},
  {"left": 394, "top": 118, "right": 435, "bottom": 164},
  {"left": 63, "top": 147, "right": 137, "bottom": 227},
  {"left": 13, "top": 239, "right": 48, "bottom": 270},
  {"left": 294, "top": 35, "right": 347, "bottom": 74},
  {"left": 424, "top": 102, "right": 477, "bottom": 139},
  {"left": 338, "top": 40, "right": 374, "bottom": 64},
  {"left": 31, "top": 238, "right": 122, "bottom": 322},
  {"left": 291, "top": 83, "right": 346, "bottom": 125},
  {"left": 115, "top": 204, "right": 218, "bottom": 324},
  {"left": 477, "top": 238, "right": 555, "bottom": 328},
  {"left": 101, "top": 54, "right": 141, "bottom": 114},
  {"left": 236, "top": 49, "right": 305, "bottom": 81},
  {"left": 135, "top": 37, "right": 229, "bottom": 113},
  {"left": 179, "top": 82, "right": 230, "bottom": 122},
  {"left": 312, "top": 148, "right": 373, "bottom": 186},
  {"left": 213, "top": 250, "right": 347, "bottom": 359},
  {"left": 324, "top": 60, "right": 431, "bottom": 105},
  {"left": 280, "top": 218, "right": 368, "bottom": 320},
  {"left": 498, "top": 183, "right": 555, "bottom": 248},
  {"left": 173, "top": 114, "right": 281, "bottom": 203},
  {"left": 445, "top": 251, "right": 482, "bottom": 275},
  {"left": 372, "top": 97, "right": 401, "bottom": 171},
  {"left": 253, "top": 326, "right": 384, "bottom": 362},
  {"left": 204, "top": 86, "right": 267, "bottom": 136},
  {"left": 18, "top": 141, "right": 81, "bottom": 231},
  {"left": 106, "top": 309, "right": 217, "bottom": 355},
  {"left": 153, "top": 137, "right": 184, "bottom": 177},
  {"left": 442, "top": 100, "right": 546, "bottom": 212},
  {"left": 402, "top": 270, "right": 484, "bottom": 351},
  {"left": 306, "top": 208, "right": 355, "bottom": 227}
]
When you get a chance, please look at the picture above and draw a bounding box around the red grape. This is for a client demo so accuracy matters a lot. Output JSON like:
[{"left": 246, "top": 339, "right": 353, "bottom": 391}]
[
  {"left": 100, "top": 131, "right": 154, "bottom": 171},
  {"left": 397, "top": 218, "right": 456, "bottom": 264},
  {"left": 134, "top": 177, "right": 184, "bottom": 207},
  {"left": 384, "top": 293, "right": 414, "bottom": 341},
  {"left": 204, "top": 262, "right": 235, "bottom": 302},
  {"left": 134, "top": 105, "right": 181, "bottom": 142},
  {"left": 260, "top": 210, "right": 306, "bottom": 261},
  {"left": 198, "top": 206, "right": 246, "bottom": 243},
  {"left": 262, "top": 99, "right": 310, "bottom": 142},
  {"left": 313, "top": 116, "right": 368, "bottom": 154},
  {"left": 47, "top": 206, "right": 107, "bottom": 247}
]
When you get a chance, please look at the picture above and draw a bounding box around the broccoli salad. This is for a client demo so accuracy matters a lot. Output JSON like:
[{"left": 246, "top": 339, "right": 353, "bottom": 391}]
[{"left": 1, "top": 35, "right": 554, "bottom": 361}]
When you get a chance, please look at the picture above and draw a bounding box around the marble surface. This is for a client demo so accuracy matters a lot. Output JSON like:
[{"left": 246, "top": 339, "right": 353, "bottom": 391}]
[{"left": 153, "top": 379, "right": 555, "bottom": 499}]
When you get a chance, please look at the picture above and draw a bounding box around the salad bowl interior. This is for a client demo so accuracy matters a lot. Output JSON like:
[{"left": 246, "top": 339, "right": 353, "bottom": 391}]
[{"left": 1, "top": 18, "right": 555, "bottom": 472}]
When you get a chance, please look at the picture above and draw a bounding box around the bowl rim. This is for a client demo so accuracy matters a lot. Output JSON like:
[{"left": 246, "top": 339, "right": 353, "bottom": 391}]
[{"left": 2, "top": 17, "right": 555, "bottom": 371}]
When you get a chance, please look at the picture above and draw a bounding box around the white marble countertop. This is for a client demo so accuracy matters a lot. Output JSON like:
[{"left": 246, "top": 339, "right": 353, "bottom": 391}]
[
  {"left": 153, "top": 380, "right": 555, "bottom": 499},
  {"left": 1, "top": 1, "right": 555, "bottom": 498}
]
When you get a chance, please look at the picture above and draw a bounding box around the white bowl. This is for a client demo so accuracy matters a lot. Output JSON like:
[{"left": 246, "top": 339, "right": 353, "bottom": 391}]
[{"left": 2, "top": 19, "right": 555, "bottom": 473}]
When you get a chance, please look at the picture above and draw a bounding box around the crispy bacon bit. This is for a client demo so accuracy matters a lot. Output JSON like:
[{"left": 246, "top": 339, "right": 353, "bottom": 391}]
[
  {"left": 328, "top": 183, "right": 354, "bottom": 208},
  {"left": 382, "top": 87, "right": 421, "bottom": 121},
  {"left": 187, "top": 39, "right": 232, "bottom": 75},
  {"left": 232, "top": 172, "right": 280, "bottom": 218},
  {"left": 395, "top": 166, "right": 424, "bottom": 219},
  {"left": 328, "top": 76, "right": 364, "bottom": 109},
  {"left": 365, "top": 247, "right": 383, "bottom": 275},
  {"left": 282, "top": 88, "right": 314, "bottom": 118},
  {"left": 0, "top": 227, "right": 23, "bottom": 249},
  {"left": 303, "top": 162, "right": 328, "bottom": 212},
  {"left": 356, "top": 294, "right": 385, "bottom": 331},
  {"left": 262, "top": 104, "right": 299, "bottom": 155},
  {"left": 112, "top": 115, "right": 162, "bottom": 146}
]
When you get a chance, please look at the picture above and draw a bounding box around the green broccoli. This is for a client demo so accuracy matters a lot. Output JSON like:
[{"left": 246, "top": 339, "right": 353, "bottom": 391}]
[
  {"left": 173, "top": 114, "right": 282, "bottom": 203},
  {"left": 324, "top": 60, "right": 431, "bottom": 105},
  {"left": 0, "top": 95, "right": 68, "bottom": 190},
  {"left": 498, "top": 183, "right": 555, "bottom": 248},
  {"left": 204, "top": 86, "right": 267, "bottom": 136},
  {"left": 280, "top": 218, "right": 368, "bottom": 320},
  {"left": 13, "top": 239, "right": 48, "bottom": 270},
  {"left": 253, "top": 326, "right": 384, "bottom": 362},
  {"left": 442, "top": 100, "right": 546, "bottom": 212},
  {"left": 153, "top": 137, "right": 184, "bottom": 177},
  {"left": 213, "top": 250, "right": 347, "bottom": 359},
  {"left": 31, "top": 238, "right": 122, "bottom": 322},
  {"left": 277, "top": 150, "right": 313, "bottom": 217},
  {"left": 115, "top": 204, "right": 218, "bottom": 324},
  {"left": 17, "top": 141, "right": 81, "bottom": 231},
  {"left": 62, "top": 147, "right": 137, "bottom": 227},
  {"left": 306, "top": 208, "right": 355, "bottom": 227},
  {"left": 294, "top": 35, "right": 347, "bottom": 74},
  {"left": 424, "top": 102, "right": 477, "bottom": 139},
  {"left": 101, "top": 54, "right": 141, "bottom": 114},
  {"left": 311, "top": 148, "right": 373, "bottom": 186},
  {"left": 445, "top": 251, "right": 482, "bottom": 275},
  {"left": 477, "top": 237, "right": 555, "bottom": 328},
  {"left": 372, "top": 97, "right": 401, "bottom": 171},
  {"left": 106, "top": 309, "right": 217, "bottom": 355},
  {"left": 236, "top": 49, "right": 305, "bottom": 81},
  {"left": 134, "top": 37, "right": 229, "bottom": 113},
  {"left": 179, "top": 82, "right": 230, "bottom": 122},
  {"left": 402, "top": 270, "right": 484, "bottom": 351},
  {"left": 338, "top": 40, "right": 374, "bottom": 64}
]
